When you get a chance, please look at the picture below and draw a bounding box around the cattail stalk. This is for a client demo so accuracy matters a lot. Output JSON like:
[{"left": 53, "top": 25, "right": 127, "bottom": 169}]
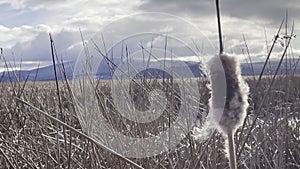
[{"left": 228, "top": 130, "right": 237, "bottom": 169}]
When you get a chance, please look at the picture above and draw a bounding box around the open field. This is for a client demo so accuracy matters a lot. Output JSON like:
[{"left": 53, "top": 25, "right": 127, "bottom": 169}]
[
  {"left": 1, "top": 0, "right": 300, "bottom": 168},
  {"left": 0, "top": 75, "right": 299, "bottom": 169}
]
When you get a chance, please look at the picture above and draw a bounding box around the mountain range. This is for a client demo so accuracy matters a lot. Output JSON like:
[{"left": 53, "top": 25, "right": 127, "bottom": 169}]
[{"left": 0, "top": 59, "right": 299, "bottom": 82}]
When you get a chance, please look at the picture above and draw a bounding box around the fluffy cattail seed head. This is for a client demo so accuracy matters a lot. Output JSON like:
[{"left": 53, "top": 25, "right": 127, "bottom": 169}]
[
  {"left": 193, "top": 54, "right": 249, "bottom": 140},
  {"left": 209, "top": 54, "right": 249, "bottom": 135}
]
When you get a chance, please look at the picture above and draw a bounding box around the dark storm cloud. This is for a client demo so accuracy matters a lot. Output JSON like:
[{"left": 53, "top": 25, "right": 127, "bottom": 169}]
[
  {"left": 139, "top": 0, "right": 300, "bottom": 58},
  {"left": 221, "top": 0, "right": 300, "bottom": 26},
  {"left": 139, "top": 0, "right": 300, "bottom": 25},
  {"left": 138, "top": 0, "right": 214, "bottom": 17}
]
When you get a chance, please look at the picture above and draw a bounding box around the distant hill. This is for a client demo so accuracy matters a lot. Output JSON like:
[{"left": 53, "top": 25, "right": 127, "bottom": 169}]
[
  {"left": 241, "top": 60, "right": 300, "bottom": 76},
  {"left": 0, "top": 59, "right": 299, "bottom": 82}
]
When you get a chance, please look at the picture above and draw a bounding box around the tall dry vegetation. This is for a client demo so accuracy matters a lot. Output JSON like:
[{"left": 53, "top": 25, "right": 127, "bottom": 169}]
[{"left": 0, "top": 75, "right": 299, "bottom": 168}]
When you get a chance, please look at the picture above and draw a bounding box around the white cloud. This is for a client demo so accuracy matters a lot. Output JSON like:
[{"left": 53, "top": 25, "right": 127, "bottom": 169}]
[
  {"left": 2, "top": 30, "right": 83, "bottom": 62},
  {"left": 0, "top": 60, "right": 53, "bottom": 72},
  {"left": 0, "top": 24, "right": 51, "bottom": 48},
  {"left": 0, "top": 0, "right": 80, "bottom": 10}
]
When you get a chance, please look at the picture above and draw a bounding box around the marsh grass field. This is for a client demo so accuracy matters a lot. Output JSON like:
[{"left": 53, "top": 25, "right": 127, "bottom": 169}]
[{"left": 0, "top": 74, "right": 299, "bottom": 169}]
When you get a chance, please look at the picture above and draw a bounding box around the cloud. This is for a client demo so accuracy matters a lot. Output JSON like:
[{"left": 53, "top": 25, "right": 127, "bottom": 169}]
[
  {"left": 0, "top": 60, "right": 53, "bottom": 72},
  {"left": 0, "top": 0, "right": 79, "bottom": 10},
  {"left": 139, "top": 0, "right": 214, "bottom": 17},
  {"left": 0, "top": 0, "right": 143, "bottom": 64},
  {"left": 0, "top": 24, "right": 51, "bottom": 48},
  {"left": 0, "top": 0, "right": 143, "bottom": 32},
  {"left": 138, "top": 0, "right": 300, "bottom": 53},
  {"left": 139, "top": 0, "right": 300, "bottom": 23},
  {"left": 3, "top": 30, "right": 83, "bottom": 62},
  {"left": 0, "top": 0, "right": 142, "bottom": 14}
]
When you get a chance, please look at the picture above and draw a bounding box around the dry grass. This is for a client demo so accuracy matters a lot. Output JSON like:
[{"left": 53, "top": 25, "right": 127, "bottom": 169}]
[{"left": 0, "top": 75, "right": 299, "bottom": 168}]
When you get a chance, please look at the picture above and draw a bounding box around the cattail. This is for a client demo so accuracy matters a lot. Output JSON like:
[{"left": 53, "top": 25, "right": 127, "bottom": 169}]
[
  {"left": 194, "top": 54, "right": 249, "bottom": 169},
  {"left": 213, "top": 54, "right": 249, "bottom": 134}
]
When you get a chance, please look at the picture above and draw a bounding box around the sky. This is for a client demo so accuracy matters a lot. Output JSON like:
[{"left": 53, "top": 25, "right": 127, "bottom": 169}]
[{"left": 0, "top": 0, "right": 300, "bottom": 71}]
